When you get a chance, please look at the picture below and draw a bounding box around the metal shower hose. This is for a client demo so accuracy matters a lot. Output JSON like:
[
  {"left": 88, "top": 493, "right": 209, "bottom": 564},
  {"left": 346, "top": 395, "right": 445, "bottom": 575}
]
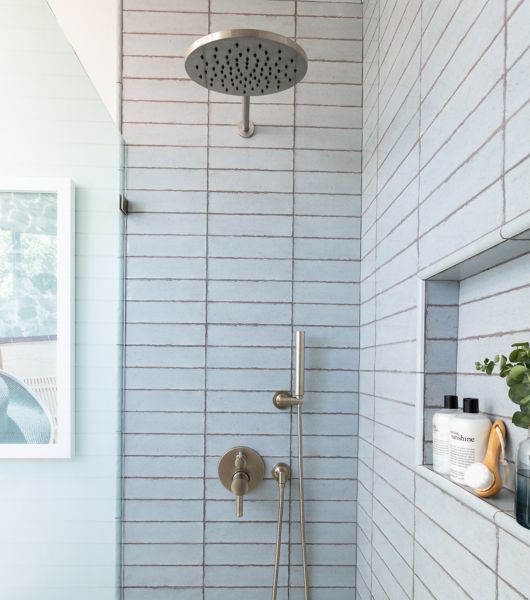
[{"left": 272, "top": 404, "right": 309, "bottom": 600}]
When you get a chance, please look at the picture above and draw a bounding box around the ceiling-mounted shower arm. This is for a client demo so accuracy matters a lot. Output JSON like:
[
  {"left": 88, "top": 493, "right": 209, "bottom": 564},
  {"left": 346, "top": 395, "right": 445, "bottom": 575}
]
[
  {"left": 238, "top": 95, "right": 255, "bottom": 138},
  {"left": 273, "top": 330, "right": 305, "bottom": 409}
]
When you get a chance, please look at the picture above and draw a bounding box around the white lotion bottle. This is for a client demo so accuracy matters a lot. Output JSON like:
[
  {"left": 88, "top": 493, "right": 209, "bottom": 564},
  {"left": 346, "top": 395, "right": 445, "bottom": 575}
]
[
  {"left": 432, "top": 395, "right": 460, "bottom": 475},
  {"left": 449, "top": 397, "right": 491, "bottom": 484}
]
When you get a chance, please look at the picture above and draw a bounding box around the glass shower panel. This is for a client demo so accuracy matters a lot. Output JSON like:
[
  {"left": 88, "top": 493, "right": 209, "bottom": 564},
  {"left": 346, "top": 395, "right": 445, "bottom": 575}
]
[{"left": 0, "top": 0, "right": 124, "bottom": 597}]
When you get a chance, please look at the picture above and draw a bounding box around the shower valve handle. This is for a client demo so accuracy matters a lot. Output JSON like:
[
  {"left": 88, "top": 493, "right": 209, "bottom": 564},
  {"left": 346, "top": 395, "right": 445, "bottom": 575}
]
[
  {"left": 231, "top": 451, "right": 249, "bottom": 517},
  {"left": 231, "top": 471, "right": 250, "bottom": 517},
  {"left": 218, "top": 447, "right": 264, "bottom": 519}
]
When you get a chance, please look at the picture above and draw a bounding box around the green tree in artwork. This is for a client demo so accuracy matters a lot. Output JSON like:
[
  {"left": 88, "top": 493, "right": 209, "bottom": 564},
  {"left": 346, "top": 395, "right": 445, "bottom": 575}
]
[{"left": 0, "top": 192, "right": 57, "bottom": 338}]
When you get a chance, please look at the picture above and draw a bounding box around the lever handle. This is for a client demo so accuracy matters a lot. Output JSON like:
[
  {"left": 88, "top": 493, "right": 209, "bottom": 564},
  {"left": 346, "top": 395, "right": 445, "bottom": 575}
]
[
  {"left": 231, "top": 471, "right": 249, "bottom": 517},
  {"left": 236, "top": 495, "right": 243, "bottom": 518},
  {"left": 218, "top": 447, "right": 264, "bottom": 519}
]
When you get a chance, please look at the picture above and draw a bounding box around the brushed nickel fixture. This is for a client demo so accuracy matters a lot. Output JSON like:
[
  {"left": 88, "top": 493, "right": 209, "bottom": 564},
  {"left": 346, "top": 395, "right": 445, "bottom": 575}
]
[
  {"left": 184, "top": 29, "right": 308, "bottom": 137},
  {"left": 271, "top": 462, "right": 291, "bottom": 600},
  {"left": 218, "top": 446, "right": 264, "bottom": 518},
  {"left": 272, "top": 331, "right": 310, "bottom": 600},
  {"left": 273, "top": 330, "right": 305, "bottom": 409}
]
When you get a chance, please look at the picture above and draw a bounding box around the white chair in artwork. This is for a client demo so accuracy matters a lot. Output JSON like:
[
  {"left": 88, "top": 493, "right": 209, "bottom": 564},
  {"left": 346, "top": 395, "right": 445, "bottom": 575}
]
[
  {"left": 0, "top": 370, "right": 53, "bottom": 444},
  {"left": 22, "top": 376, "right": 58, "bottom": 440}
]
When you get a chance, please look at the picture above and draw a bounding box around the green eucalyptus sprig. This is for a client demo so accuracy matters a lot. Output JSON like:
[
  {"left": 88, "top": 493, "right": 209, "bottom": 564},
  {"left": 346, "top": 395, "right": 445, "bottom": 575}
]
[{"left": 475, "top": 342, "right": 530, "bottom": 429}]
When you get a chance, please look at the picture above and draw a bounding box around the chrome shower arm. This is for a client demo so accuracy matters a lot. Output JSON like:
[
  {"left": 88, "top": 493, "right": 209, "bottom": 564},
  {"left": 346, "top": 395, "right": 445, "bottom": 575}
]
[{"left": 238, "top": 95, "right": 255, "bottom": 138}]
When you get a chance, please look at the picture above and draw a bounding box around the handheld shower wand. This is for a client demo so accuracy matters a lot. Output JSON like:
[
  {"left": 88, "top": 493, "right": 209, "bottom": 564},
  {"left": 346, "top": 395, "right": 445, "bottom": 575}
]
[
  {"left": 272, "top": 331, "right": 309, "bottom": 600},
  {"left": 273, "top": 331, "right": 305, "bottom": 408}
]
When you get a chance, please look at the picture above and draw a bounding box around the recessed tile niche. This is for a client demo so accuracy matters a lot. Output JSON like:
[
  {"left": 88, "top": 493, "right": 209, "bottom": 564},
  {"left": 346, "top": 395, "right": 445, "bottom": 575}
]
[{"left": 421, "top": 229, "right": 530, "bottom": 492}]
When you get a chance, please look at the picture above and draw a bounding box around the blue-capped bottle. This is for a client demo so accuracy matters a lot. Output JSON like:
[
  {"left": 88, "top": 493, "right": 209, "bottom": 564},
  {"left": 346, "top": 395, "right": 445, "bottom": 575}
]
[{"left": 516, "top": 427, "right": 530, "bottom": 529}]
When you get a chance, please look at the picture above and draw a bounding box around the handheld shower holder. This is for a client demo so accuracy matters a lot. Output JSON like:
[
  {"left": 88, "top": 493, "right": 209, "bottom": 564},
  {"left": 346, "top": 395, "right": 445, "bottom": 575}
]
[
  {"left": 273, "top": 330, "right": 305, "bottom": 409},
  {"left": 272, "top": 391, "right": 302, "bottom": 409}
]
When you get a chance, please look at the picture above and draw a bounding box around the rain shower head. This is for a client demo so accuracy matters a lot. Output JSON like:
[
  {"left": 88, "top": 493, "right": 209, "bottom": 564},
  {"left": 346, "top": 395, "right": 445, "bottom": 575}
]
[
  {"left": 184, "top": 29, "right": 308, "bottom": 96},
  {"left": 184, "top": 29, "right": 308, "bottom": 137}
]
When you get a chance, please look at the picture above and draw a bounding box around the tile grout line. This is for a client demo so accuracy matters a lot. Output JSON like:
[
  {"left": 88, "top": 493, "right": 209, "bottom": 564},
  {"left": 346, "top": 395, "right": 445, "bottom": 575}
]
[
  {"left": 368, "top": 0, "right": 380, "bottom": 594},
  {"left": 201, "top": 2, "right": 212, "bottom": 595},
  {"left": 501, "top": 0, "right": 508, "bottom": 230},
  {"left": 413, "top": 2, "right": 424, "bottom": 594},
  {"left": 287, "top": 3, "right": 298, "bottom": 596}
]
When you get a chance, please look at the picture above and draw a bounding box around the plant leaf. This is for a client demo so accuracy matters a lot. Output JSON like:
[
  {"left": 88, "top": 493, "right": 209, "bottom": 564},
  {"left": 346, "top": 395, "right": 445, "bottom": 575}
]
[
  {"left": 507, "top": 364, "right": 528, "bottom": 385},
  {"left": 509, "top": 349, "right": 522, "bottom": 362},
  {"left": 520, "top": 395, "right": 530, "bottom": 406},
  {"left": 512, "top": 411, "right": 530, "bottom": 428},
  {"left": 509, "top": 382, "right": 530, "bottom": 404}
]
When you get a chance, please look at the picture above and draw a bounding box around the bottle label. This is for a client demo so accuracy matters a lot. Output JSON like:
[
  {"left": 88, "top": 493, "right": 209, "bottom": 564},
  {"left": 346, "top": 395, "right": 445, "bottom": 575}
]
[
  {"left": 433, "top": 422, "right": 450, "bottom": 473},
  {"left": 451, "top": 432, "right": 475, "bottom": 443},
  {"left": 433, "top": 438, "right": 448, "bottom": 453},
  {"left": 450, "top": 430, "right": 480, "bottom": 482}
]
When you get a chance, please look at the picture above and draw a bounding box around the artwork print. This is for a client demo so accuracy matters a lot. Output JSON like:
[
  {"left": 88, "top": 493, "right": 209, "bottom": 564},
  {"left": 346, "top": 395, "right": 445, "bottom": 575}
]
[{"left": 0, "top": 182, "right": 73, "bottom": 458}]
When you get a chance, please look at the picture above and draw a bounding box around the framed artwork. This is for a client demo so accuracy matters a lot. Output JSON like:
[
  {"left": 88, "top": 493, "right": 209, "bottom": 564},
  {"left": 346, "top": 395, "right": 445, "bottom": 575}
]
[{"left": 0, "top": 178, "right": 74, "bottom": 458}]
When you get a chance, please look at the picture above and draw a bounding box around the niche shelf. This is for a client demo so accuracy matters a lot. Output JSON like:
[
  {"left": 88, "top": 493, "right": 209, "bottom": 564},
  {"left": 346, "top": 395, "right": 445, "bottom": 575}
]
[{"left": 415, "top": 225, "right": 530, "bottom": 542}]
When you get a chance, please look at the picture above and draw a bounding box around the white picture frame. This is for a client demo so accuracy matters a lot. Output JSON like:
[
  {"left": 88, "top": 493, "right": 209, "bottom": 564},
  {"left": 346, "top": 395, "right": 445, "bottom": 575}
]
[{"left": 0, "top": 178, "right": 74, "bottom": 458}]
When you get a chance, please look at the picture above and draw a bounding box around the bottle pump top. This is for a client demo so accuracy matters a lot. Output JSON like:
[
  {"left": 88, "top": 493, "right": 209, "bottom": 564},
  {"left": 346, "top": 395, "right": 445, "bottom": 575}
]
[
  {"left": 444, "top": 395, "right": 458, "bottom": 409},
  {"left": 463, "top": 397, "right": 479, "bottom": 413}
]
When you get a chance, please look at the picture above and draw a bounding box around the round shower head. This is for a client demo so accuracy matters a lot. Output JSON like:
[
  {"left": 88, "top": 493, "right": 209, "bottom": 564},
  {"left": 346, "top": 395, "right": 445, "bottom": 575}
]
[{"left": 184, "top": 29, "right": 308, "bottom": 97}]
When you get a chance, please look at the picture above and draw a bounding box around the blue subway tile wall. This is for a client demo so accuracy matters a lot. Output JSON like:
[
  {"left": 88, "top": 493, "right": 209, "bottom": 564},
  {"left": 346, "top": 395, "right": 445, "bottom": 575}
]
[
  {"left": 122, "top": 1, "right": 362, "bottom": 597},
  {"left": 359, "top": 0, "right": 530, "bottom": 598}
]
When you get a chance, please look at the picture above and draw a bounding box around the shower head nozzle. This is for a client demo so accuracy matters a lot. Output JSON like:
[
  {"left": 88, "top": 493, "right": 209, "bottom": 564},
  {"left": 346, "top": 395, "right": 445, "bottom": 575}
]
[
  {"left": 184, "top": 29, "right": 308, "bottom": 136},
  {"left": 184, "top": 29, "right": 308, "bottom": 96}
]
